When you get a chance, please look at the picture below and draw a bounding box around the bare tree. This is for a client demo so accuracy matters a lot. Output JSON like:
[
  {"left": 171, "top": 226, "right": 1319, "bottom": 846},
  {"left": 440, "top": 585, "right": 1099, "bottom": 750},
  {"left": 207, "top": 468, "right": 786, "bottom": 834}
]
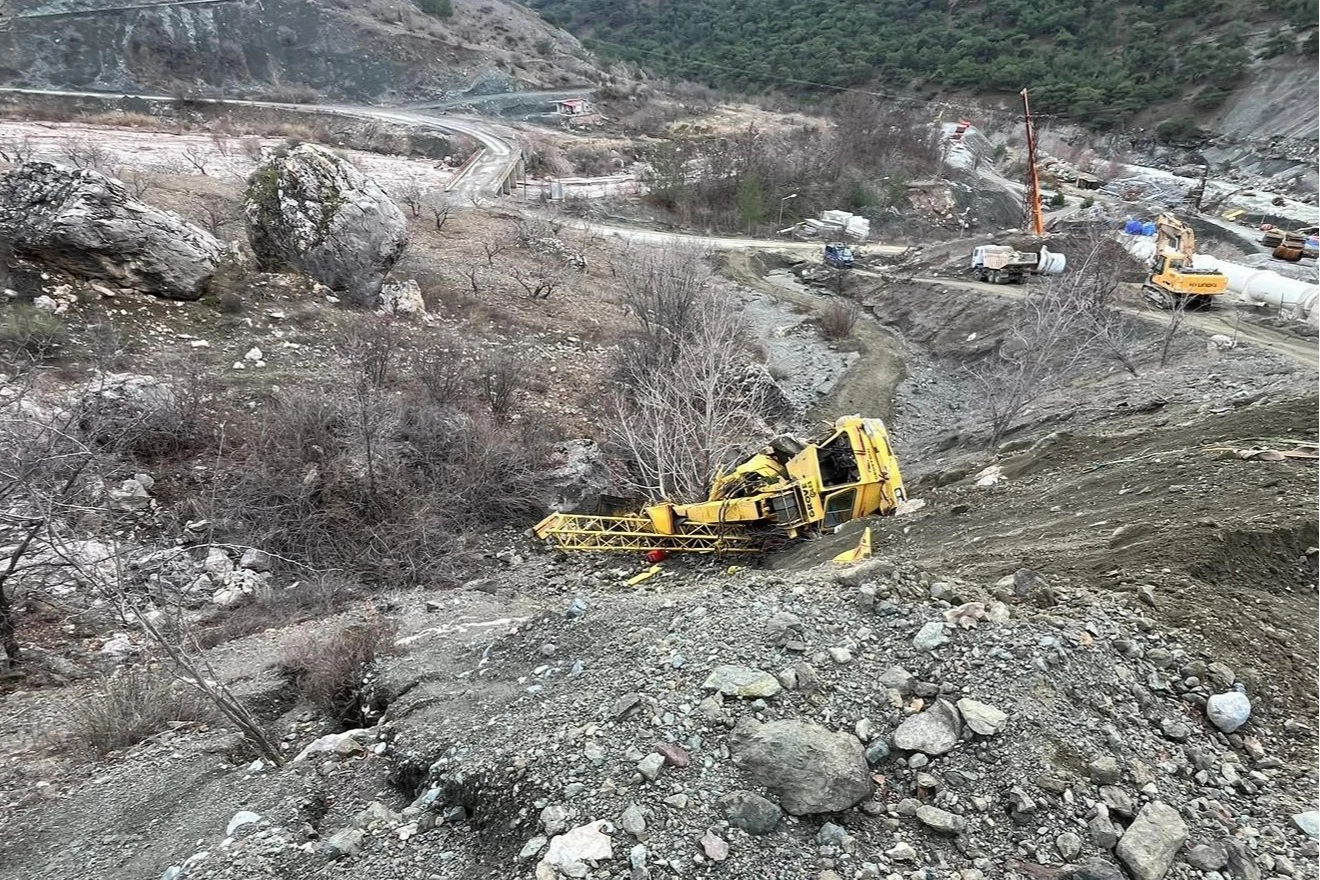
[
  {"left": 0, "top": 134, "right": 36, "bottom": 164},
  {"left": 210, "top": 132, "right": 236, "bottom": 159},
  {"left": 61, "top": 137, "right": 113, "bottom": 172},
  {"left": 1159, "top": 293, "right": 1190, "bottom": 367},
  {"left": 613, "top": 244, "right": 715, "bottom": 371},
  {"left": 481, "top": 238, "right": 510, "bottom": 267},
  {"left": 115, "top": 168, "right": 155, "bottom": 200},
  {"left": 511, "top": 266, "right": 563, "bottom": 300},
  {"left": 967, "top": 279, "right": 1101, "bottom": 447},
  {"left": 1065, "top": 233, "right": 1142, "bottom": 376},
  {"left": 462, "top": 265, "right": 482, "bottom": 297},
  {"left": 399, "top": 179, "right": 423, "bottom": 218},
  {"left": 431, "top": 204, "right": 450, "bottom": 231},
  {"left": 181, "top": 144, "right": 210, "bottom": 176},
  {"left": 196, "top": 193, "right": 236, "bottom": 237},
  {"left": 609, "top": 292, "right": 767, "bottom": 502}
]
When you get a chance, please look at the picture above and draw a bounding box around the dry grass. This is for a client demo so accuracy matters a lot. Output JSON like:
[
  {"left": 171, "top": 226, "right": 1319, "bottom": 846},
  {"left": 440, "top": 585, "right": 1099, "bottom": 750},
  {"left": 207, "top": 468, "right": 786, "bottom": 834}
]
[
  {"left": 66, "top": 667, "right": 213, "bottom": 755},
  {"left": 281, "top": 616, "right": 398, "bottom": 728},
  {"left": 193, "top": 574, "right": 362, "bottom": 648},
  {"left": 820, "top": 298, "right": 861, "bottom": 340},
  {"left": 85, "top": 111, "right": 161, "bottom": 129}
]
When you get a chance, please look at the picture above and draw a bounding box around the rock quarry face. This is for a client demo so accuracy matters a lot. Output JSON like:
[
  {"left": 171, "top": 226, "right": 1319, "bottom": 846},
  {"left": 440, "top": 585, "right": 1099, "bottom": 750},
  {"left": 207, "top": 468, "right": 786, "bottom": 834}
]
[
  {"left": 244, "top": 144, "right": 408, "bottom": 302},
  {"left": 0, "top": 161, "right": 225, "bottom": 299}
]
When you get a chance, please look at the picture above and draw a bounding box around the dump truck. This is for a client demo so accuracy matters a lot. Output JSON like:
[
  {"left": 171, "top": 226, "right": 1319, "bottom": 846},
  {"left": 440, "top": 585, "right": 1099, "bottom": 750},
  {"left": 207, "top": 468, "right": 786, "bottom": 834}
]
[
  {"left": 532, "top": 416, "right": 905, "bottom": 555},
  {"left": 970, "top": 244, "right": 1066, "bottom": 284}
]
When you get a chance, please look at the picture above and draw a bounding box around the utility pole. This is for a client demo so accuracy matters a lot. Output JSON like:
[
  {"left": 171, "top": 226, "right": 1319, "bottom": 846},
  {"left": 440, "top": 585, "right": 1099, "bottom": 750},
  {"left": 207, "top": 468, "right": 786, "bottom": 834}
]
[{"left": 1020, "top": 88, "right": 1045, "bottom": 236}]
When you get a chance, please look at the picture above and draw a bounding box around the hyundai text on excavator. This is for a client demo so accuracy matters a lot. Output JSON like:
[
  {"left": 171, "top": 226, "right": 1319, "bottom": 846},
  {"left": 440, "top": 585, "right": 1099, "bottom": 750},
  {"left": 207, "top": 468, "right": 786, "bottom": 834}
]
[
  {"left": 1145, "top": 212, "right": 1228, "bottom": 309},
  {"left": 533, "top": 416, "right": 906, "bottom": 555}
]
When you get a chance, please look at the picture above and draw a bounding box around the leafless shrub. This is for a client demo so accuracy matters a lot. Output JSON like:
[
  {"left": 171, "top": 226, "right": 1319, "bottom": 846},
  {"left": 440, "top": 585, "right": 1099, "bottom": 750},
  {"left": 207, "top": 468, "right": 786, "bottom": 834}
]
[
  {"left": 820, "top": 298, "right": 861, "bottom": 340},
  {"left": 66, "top": 667, "right": 213, "bottom": 755},
  {"left": 60, "top": 137, "right": 113, "bottom": 172},
  {"left": 566, "top": 145, "right": 619, "bottom": 177},
  {"left": 215, "top": 291, "right": 245, "bottom": 314},
  {"left": 510, "top": 266, "right": 562, "bottom": 300},
  {"left": 217, "top": 381, "right": 550, "bottom": 585},
  {"left": 431, "top": 204, "right": 450, "bottom": 231},
  {"left": 239, "top": 137, "right": 265, "bottom": 161},
  {"left": 0, "top": 306, "right": 66, "bottom": 369},
  {"left": 77, "top": 357, "right": 215, "bottom": 461},
  {"left": 114, "top": 168, "right": 155, "bottom": 200},
  {"left": 0, "top": 133, "right": 36, "bottom": 164},
  {"left": 281, "top": 616, "right": 397, "bottom": 728},
  {"left": 194, "top": 574, "right": 360, "bottom": 648},
  {"left": 475, "top": 351, "right": 525, "bottom": 418},
  {"left": 412, "top": 339, "right": 469, "bottom": 407}
]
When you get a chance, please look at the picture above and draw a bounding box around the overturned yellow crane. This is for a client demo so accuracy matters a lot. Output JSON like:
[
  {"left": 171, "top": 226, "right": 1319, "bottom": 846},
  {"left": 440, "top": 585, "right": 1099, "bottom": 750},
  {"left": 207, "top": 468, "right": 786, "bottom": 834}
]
[{"left": 533, "top": 416, "right": 906, "bottom": 554}]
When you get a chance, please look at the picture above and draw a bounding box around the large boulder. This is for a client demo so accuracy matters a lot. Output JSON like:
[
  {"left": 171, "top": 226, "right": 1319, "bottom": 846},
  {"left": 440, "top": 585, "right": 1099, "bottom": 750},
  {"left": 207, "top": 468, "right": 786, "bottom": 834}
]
[
  {"left": 244, "top": 144, "right": 408, "bottom": 302},
  {"left": 0, "top": 162, "right": 224, "bottom": 299},
  {"left": 893, "top": 698, "right": 963, "bottom": 755},
  {"left": 537, "top": 439, "right": 614, "bottom": 514},
  {"left": 733, "top": 719, "right": 873, "bottom": 815},
  {"left": 1115, "top": 802, "right": 1188, "bottom": 880}
]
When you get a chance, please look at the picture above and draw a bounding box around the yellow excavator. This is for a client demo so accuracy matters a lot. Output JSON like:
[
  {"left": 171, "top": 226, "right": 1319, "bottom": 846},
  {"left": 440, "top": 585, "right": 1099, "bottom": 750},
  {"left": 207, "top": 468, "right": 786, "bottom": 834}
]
[
  {"left": 533, "top": 416, "right": 906, "bottom": 554},
  {"left": 1145, "top": 212, "right": 1228, "bottom": 309}
]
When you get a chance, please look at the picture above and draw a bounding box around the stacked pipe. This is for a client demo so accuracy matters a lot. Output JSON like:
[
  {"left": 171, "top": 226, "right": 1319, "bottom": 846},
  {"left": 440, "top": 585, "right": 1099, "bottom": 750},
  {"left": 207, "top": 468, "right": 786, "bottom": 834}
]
[
  {"left": 1191, "top": 255, "right": 1320, "bottom": 324},
  {"left": 1115, "top": 232, "right": 1319, "bottom": 326}
]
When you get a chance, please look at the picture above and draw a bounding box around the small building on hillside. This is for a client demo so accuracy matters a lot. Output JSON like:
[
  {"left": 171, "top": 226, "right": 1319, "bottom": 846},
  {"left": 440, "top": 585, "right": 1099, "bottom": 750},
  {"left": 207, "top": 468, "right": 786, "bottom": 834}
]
[{"left": 552, "top": 98, "right": 593, "bottom": 117}]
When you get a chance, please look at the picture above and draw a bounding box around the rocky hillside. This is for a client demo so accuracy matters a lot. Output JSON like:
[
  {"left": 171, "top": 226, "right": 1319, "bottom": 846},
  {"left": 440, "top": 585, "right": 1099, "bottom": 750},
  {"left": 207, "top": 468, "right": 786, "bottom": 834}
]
[{"left": 1, "top": 0, "right": 601, "bottom": 102}]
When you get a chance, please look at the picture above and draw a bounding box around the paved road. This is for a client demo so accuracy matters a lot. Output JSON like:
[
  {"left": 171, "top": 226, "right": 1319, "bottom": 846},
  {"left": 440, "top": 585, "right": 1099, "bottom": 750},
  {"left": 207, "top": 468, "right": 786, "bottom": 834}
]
[
  {"left": 401, "top": 88, "right": 594, "bottom": 111},
  {"left": 568, "top": 220, "right": 907, "bottom": 256}
]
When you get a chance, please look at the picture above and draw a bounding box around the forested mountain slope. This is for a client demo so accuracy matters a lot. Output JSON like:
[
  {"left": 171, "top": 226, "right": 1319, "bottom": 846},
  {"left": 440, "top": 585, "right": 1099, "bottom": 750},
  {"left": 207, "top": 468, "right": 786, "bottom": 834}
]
[{"left": 532, "top": 0, "right": 1319, "bottom": 130}]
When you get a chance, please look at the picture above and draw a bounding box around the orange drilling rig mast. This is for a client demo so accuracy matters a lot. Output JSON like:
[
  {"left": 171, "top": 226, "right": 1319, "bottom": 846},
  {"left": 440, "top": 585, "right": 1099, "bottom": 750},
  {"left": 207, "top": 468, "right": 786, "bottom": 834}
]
[{"left": 1020, "top": 88, "right": 1045, "bottom": 236}]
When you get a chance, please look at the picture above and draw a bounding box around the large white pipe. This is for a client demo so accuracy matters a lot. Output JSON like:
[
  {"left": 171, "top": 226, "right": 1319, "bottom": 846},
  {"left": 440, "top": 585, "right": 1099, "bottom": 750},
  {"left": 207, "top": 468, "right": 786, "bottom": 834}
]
[
  {"left": 1192, "top": 254, "right": 1320, "bottom": 322},
  {"left": 1116, "top": 234, "right": 1320, "bottom": 324}
]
